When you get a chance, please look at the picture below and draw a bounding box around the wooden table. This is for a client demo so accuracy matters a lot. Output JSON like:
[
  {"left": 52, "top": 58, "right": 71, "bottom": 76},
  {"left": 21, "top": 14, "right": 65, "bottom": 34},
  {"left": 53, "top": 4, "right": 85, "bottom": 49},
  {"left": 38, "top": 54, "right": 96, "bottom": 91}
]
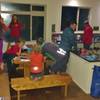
[{"left": 11, "top": 74, "right": 72, "bottom": 100}]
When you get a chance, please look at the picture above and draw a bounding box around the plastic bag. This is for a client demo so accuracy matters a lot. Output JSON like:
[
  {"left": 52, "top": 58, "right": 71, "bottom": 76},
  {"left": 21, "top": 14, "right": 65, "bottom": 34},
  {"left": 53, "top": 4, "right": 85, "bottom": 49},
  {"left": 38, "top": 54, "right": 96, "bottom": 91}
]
[{"left": 90, "top": 65, "right": 100, "bottom": 97}]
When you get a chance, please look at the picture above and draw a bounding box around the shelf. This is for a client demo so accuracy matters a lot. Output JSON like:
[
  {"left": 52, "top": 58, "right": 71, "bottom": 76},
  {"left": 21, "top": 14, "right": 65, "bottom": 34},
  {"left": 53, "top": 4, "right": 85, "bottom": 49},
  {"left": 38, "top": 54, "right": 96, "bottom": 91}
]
[{"left": 52, "top": 32, "right": 100, "bottom": 44}]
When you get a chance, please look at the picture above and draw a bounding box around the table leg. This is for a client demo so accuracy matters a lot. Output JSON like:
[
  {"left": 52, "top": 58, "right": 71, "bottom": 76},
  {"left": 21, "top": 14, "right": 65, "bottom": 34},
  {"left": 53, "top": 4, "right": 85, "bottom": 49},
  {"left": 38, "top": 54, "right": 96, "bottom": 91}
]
[
  {"left": 17, "top": 91, "right": 20, "bottom": 100},
  {"left": 24, "top": 64, "right": 30, "bottom": 77}
]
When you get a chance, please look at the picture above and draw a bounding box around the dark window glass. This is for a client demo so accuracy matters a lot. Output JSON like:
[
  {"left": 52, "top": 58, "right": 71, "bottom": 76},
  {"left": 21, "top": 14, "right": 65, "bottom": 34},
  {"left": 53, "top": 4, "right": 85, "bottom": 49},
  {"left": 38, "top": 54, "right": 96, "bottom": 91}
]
[
  {"left": 78, "top": 8, "right": 90, "bottom": 30},
  {"left": 1, "top": 14, "right": 30, "bottom": 41},
  {"left": 14, "top": 15, "right": 30, "bottom": 41},
  {"left": 32, "top": 16, "right": 44, "bottom": 40},
  {"left": 32, "top": 5, "right": 44, "bottom": 11},
  {"left": 1, "top": 3, "right": 30, "bottom": 11},
  {"left": 61, "top": 6, "right": 77, "bottom": 30}
]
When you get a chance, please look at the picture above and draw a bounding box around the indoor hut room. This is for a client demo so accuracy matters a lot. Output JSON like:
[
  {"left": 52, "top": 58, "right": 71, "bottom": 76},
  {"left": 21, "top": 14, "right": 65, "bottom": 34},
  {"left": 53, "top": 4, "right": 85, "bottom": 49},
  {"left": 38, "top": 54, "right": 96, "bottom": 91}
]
[{"left": 0, "top": 0, "right": 100, "bottom": 100}]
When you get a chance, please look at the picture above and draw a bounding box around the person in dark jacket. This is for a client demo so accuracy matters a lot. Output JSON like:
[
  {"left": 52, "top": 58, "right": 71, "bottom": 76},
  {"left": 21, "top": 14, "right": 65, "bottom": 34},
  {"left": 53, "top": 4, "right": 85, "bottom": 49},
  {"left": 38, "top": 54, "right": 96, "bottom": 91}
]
[
  {"left": 42, "top": 21, "right": 77, "bottom": 74},
  {"left": 59, "top": 21, "right": 77, "bottom": 53},
  {"left": 83, "top": 20, "right": 93, "bottom": 50}
]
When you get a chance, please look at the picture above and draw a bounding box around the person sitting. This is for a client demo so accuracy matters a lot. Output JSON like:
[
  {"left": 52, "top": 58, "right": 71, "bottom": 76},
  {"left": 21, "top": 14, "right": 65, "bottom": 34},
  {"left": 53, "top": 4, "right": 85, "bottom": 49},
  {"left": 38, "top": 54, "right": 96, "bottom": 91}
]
[{"left": 3, "top": 39, "right": 25, "bottom": 77}]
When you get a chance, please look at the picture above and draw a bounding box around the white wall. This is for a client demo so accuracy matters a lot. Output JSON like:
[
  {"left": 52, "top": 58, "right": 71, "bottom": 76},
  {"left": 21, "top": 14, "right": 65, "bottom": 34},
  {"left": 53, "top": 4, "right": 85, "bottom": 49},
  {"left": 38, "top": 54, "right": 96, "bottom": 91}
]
[
  {"left": 91, "top": 1, "right": 100, "bottom": 29},
  {"left": 0, "top": 0, "right": 100, "bottom": 41}
]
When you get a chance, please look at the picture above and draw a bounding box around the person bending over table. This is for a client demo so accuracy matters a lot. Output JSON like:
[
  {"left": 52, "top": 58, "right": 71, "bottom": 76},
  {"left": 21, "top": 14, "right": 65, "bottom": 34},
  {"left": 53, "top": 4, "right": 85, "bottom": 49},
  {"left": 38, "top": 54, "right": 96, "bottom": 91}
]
[{"left": 42, "top": 21, "right": 77, "bottom": 74}]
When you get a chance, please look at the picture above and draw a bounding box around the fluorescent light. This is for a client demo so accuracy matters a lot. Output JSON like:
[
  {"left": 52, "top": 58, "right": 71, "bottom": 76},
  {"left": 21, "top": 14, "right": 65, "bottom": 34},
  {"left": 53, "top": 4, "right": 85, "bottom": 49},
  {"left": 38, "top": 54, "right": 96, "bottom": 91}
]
[{"left": 67, "top": 0, "right": 79, "bottom": 6}]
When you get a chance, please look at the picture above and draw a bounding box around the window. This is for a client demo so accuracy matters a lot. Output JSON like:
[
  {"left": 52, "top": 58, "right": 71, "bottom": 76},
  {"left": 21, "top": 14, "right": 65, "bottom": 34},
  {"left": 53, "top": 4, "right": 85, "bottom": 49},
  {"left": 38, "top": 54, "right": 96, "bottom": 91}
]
[
  {"left": 1, "top": 13, "right": 12, "bottom": 25},
  {"left": 32, "top": 5, "right": 44, "bottom": 11},
  {"left": 16, "top": 15, "right": 30, "bottom": 41},
  {"left": 78, "top": 8, "right": 90, "bottom": 30},
  {"left": 1, "top": 3, "right": 30, "bottom": 11},
  {"left": 0, "top": 3, "right": 45, "bottom": 41},
  {"left": 32, "top": 16, "right": 44, "bottom": 40},
  {"left": 61, "top": 7, "right": 77, "bottom": 30},
  {"left": 61, "top": 6, "right": 90, "bottom": 31}
]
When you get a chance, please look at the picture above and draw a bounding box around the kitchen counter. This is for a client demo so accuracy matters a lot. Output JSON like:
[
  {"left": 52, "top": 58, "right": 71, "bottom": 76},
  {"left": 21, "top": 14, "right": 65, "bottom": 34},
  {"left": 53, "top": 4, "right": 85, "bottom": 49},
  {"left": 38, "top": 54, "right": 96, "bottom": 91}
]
[
  {"left": 67, "top": 52, "right": 100, "bottom": 94},
  {"left": 74, "top": 52, "right": 100, "bottom": 62}
]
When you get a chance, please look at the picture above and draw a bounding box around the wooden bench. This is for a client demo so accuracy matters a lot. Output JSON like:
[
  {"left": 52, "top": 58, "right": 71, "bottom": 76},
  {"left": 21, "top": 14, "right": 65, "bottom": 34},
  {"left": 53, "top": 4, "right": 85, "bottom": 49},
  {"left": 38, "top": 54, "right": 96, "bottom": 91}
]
[{"left": 11, "top": 74, "right": 72, "bottom": 100}]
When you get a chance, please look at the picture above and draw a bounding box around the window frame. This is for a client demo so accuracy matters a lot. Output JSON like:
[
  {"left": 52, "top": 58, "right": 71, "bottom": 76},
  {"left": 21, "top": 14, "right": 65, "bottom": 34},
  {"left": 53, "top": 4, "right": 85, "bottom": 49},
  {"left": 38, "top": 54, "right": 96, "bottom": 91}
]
[
  {"left": 0, "top": 2, "right": 46, "bottom": 41},
  {"left": 61, "top": 6, "right": 90, "bottom": 31}
]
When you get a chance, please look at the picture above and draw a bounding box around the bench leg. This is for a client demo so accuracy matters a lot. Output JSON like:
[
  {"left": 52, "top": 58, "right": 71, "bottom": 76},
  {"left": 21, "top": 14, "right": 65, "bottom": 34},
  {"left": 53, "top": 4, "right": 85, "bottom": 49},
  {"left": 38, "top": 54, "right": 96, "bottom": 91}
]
[
  {"left": 64, "top": 85, "right": 68, "bottom": 97},
  {"left": 17, "top": 91, "right": 20, "bottom": 100},
  {"left": 61, "top": 85, "right": 68, "bottom": 97}
]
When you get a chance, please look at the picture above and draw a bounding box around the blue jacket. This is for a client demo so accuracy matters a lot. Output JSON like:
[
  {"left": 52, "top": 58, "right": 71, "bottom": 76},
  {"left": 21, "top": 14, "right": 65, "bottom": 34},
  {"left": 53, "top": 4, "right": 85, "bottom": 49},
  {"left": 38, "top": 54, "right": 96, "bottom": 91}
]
[{"left": 59, "top": 27, "right": 77, "bottom": 52}]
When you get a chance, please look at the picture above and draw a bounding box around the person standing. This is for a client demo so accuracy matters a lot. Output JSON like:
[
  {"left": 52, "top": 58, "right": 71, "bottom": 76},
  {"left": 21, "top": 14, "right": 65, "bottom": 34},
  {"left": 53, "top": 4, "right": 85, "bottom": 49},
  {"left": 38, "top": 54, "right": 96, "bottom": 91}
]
[
  {"left": 8, "top": 15, "right": 24, "bottom": 42},
  {"left": 42, "top": 21, "right": 77, "bottom": 74},
  {"left": 83, "top": 20, "right": 93, "bottom": 50},
  {"left": 0, "top": 15, "right": 8, "bottom": 71}
]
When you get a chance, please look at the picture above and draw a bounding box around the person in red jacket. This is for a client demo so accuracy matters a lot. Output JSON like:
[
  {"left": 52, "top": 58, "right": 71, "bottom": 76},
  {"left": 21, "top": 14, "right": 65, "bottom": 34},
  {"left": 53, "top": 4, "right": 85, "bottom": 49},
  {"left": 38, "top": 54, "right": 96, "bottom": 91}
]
[
  {"left": 83, "top": 20, "right": 93, "bottom": 50},
  {"left": 3, "top": 39, "right": 25, "bottom": 76},
  {"left": 30, "top": 44, "right": 45, "bottom": 80},
  {"left": 9, "top": 15, "right": 24, "bottom": 41}
]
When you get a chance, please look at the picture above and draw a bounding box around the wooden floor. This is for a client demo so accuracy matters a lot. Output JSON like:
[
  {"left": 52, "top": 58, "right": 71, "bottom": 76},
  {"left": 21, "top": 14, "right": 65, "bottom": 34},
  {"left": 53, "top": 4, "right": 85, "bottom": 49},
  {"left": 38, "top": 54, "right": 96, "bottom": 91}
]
[
  {"left": 0, "top": 72, "right": 11, "bottom": 100},
  {"left": 0, "top": 71, "right": 100, "bottom": 100}
]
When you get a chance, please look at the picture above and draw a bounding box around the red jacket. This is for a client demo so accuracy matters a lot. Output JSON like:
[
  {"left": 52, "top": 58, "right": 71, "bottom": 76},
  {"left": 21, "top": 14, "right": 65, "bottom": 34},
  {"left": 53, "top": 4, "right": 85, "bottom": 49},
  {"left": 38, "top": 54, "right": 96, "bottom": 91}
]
[
  {"left": 9, "top": 22, "right": 22, "bottom": 38},
  {"left": 6, "top": 43, "right": 20, "bottom": 55},
  {"left": 30, "top": 52, "right": 44, "bottom": 73},
  {"left": 83, "top": 24, "right": 93, "bottom": 45}
]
